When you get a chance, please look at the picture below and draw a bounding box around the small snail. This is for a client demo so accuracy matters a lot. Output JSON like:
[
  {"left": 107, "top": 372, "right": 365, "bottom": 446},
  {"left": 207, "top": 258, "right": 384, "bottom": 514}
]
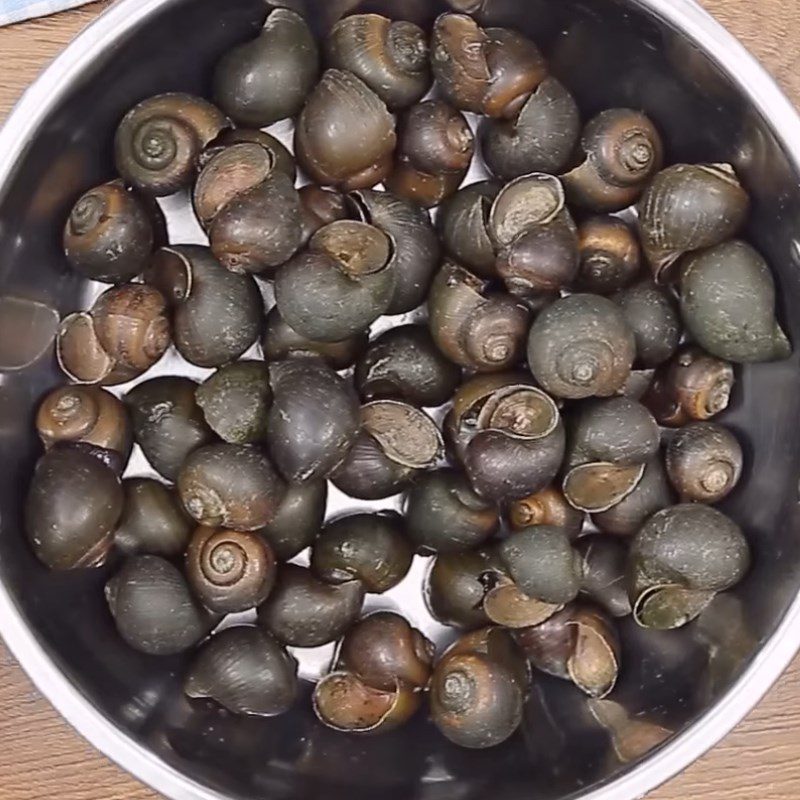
[
  {"left": 680, "top": 240, "right": 790, "bottom": 363},
  {"left": 266, "top": 359, "right": 360, "bottom": 482},
  {"left": 257, "top": 564, "right": 365, "bottom": 647},
  {"left": 195, "top": 361, "right": 272, "bottom": 445},
  {"left": 332, "top": 401, "right": 442, "bottom": 500},
  {"left": 275, "top": 221, "right": 396, "bottom": 343},
  {"left": 298, "top": 184, "right": 348, "bottom": 246},
  {"left": 295, "top": 69, "right": 396, "bottom": 190},
  {"left": 259, "top": 481, "right": 327, "bottom": 562},
  {"left": 438, "top": 181, "right": 500, "bottom": 278},
  {"left": 178, "top": 443, "right": 287, "bottom": 531},
  {"left": 213, "top": 7, "right": 319, "bottom": 126},
  {"left": 482, "top": 77, "right": 580, "bottom": 180},
  {"left": 26, "top": 445, "right": 123, "bottom": 570},
  {"left": 562, "top": 108, "right": 664, "bottom": 212},
  {"left": 64, "top": 180, "right": 165, "bottom": 283},
  {"left": 125, "top": 376, "right": 215, "bottom": 481},
  {"left": 349, "top": 189, "right": 441, "bottom": 314},
  {"left": 311, "top": 512, "right": 413, "bottom": 593},
  {"left": 527, "top": 294, "right": 636, "bottom": 400},
  {"left": 638, "top": 163, "right": 750, "bottom": 281},
  {"left": 576, "top": 536, "right": 632, "bottom": 618},
  {"left": 428, "top": 262, "right": 530, "bottom": 372},
  {"left": 355, "top": 325, "right": 462, "bottom": 407},
  {"left": 114, "top": 478, "right": 192, "bottom": 558},
  {"left": 665, "top": 422, "right": 743, "bottom": 504},
  {"left": 145, "top": 245, "right": 262, "bottom": 368},
  {"left": 115, "top": 93, "right": 230, "bottom": 196},
  {"left": 642, "top": 346, "right": 735, "bottom": 428},
  {"left": 186, "top": 526, "right": 277, "bottom": 613},
  {"left": 629, "top": 504, "right": 751, "bottom": 629},
  {"left": 185, "top": 626, "right": 298, "bottom": 717},
  {"left": 193, "top": 142, "right": 301, "bottom": 275},
  {"left": 105, "top": 555, "right": 216, "bottom": 655},
  {"left": 36, "top": 385, "right": 131, "bottom": 458},
  {"left": 326, "top": 14, "right": 431, "bottom": 110},
  {"left": 576, "top": 216, "right": 641, "bottom": 294},
  {"left": 385, "top": 100, "right": 474, "bottom": 208},
  {"left": 508, "top": 485, "right": 584, "bottom": 541},
  {"left": 405, "top": 469, "right": 500, "bottom": 554}
]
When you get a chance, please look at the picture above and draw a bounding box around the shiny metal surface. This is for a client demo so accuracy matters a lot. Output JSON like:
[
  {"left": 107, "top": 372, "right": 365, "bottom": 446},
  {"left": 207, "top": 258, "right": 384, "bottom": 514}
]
[{"left": 0, "top": 0, "right": 800, "bottom": 798}]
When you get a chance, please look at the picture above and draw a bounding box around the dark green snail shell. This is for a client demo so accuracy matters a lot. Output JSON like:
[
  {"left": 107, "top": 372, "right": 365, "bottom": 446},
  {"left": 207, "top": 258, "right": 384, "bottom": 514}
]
[{"left": 259, "top": 481, "right": 328, "bottom": 562}]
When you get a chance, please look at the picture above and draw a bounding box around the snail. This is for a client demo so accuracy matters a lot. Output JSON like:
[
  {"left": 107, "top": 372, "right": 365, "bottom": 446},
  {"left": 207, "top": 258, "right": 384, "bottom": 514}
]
[
  {"left": 105, "top": 555, "right": 217, "bottom": 655},
  {"left": 349, "top": 189, "right": 441, "bottom": 314},
  {"left": 177, "top": 443, "right": 287, "bottom": 531},
  {"left": 262, "top": 307, "right": 368, "bottom": 370},
  {"left": 613, "top": 280, "right": 682, "bottom": 368},
  {"left": 642, "top": 346, "right": 735, "bottom": 428},
  {"left": 298, "top": 184, "right": 348, "bottom": 246},
  {"left": 405, "top": 469, "right": 500, "bottom": 554},
  {"left": 63, "top": 179, "right": 166, "bottom": 283},
  {"left": 115, "top": 92, "right": 230, "bottom": 195},
  {"left": 385, "top": 100, "right": 474, "bottom": 208},
  {"left": 257, "top": 564, "right": 365, "bottom": 647},
  {"left": 489, "top": 174, "right": 579, "bottom": 298},
  {"left": 332, "top": 401, "right": 443, "bottom": 500},
  {"left": 628, "top": 504, "right": 751, "bottom": 629},
  {"left": 295, "top": 69, "right": 396, "bottom": 190},
  {"left": 665, "top": 422, "right": 743, "bottom": 503},
  {"left": 259, "top": 481, "right": 328, "bottom": 562},
  {"left": 514, "top": 604, "right": 620, "bottom": 698},
  {"left": 208, "top": 128, "right": 296, "bottom": 183},
  {"left": 193, "top": 142, "right": 302, "bottom": 275},
  {"left": 428, "top": 262, "right": 530, "bottom": 372},
  {"left": 114, "top": 478, "right": 193, "bottom": 558},
  {"left": 186, "top": 526, "right": 277, "bottom": 613},
  {"left": 145, "top": 245, "right": 262, "bottom": 368},
  {"left": 576, "top": 536, "right": 632, "bottom": 618},
  {"left": 527, "top": 294, "right": 636, "bottom": 400},
  {"left": 638, "top": 163, "right": 750, "bottom": 281},
  {"left": 125, "top": 376, "right": 215, "bottom": 481},
  {"left": 562, "top": 108, "right": 664, "bottom": 212},
  {"left": 481, "top": 573, "right": 565, "bottom": 630},
  {"left": 438, "top": 181, "right": 501, "bottom": 278},
  {"left": 56, "top": 313, "right": 123, "bottom": 386},
  {"left": 213, "top": 7, "right": 319, "bottom": 126},
  {"left": 337, "top": 612, "right": 435, "bottom": 690},
  {"left": 275, "top": 221, "right": 396, "bottom": 343},
  {"left": 508, "top": 485, "right": 584, "bottom": 540},
  {"left": 355, "top": 325, "right": 462, "bottom": 407},
  {"left": 195, "top": 361, "right": 272, "bottom": 444},
  {"left": 431, "top": 13, "right": 547, "bottom": 118},
  {"left": 25, "top": 445, "right": 123, "bottom": 570},
  {"left": 576, "top": 216, "right": 641, "bottom": 294},
  {"left": 325, "top": 14, "right": 431, "bottom": 110},
  {"left": 36, "top": 385, "right": 131, "bottom": 459},
  {"left": 311, "top": 512, "right": 413, "bottom": 593},
  {"left": 266, "top": 359, "right": 360, "bottom": 482},
  {"left": 680, "top": 240, "right": 790, "bottom": 363},
  {"left": 482, "top": 77, "right": 580, "bottom": 180},
  {"left": 185, "top": 626, "right": 298, "bottom": 717}
]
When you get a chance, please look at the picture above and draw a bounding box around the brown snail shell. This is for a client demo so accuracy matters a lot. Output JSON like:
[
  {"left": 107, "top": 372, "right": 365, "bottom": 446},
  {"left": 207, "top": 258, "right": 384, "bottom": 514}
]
[
  {"left": 208, "top": 128, "right": 297, "bottom": 183},
  {"left": 115, "top": 92, "right": 230, "bottom": 196},
  {"left": 259, "top": 480, "right": 327, "bottom": 562},
  {"left": 527, "top": 294, "right": 636, "bottom": 399},
  {"left": 298, "top": 184, "right": 348, "bottom": 246},
  {"left": 56, "top": 312, "right": 120, "bottom": 386},
  {"left": 295, "top": 69, "right": 396, "bottom": 190},
  {"left": 576, "top": 215, "right": 641, "bottom": 294},
  {"left": 508, "top": 485, "right": 584, "bottom": 540},
  {"left": 326, "top": 14, "right": 431, "bottom": 110},
  {"left": 562, "top": 108, "right": 664, "bottom": 212},
  {"left": 36, "top": 385, "right": 131, "bottom": 458},
  {"left": 665, "top": 422, "right": 743, "bottom": 504},
  {"left": 186, "top": 526, "right": 277, "bottom": 614},
  {"left": 383, "top": 161, "right": 466, "bottom": 209},
  {"left": 64, "top": 180, "right": 165, "bottom": 284},
  {"left": 428, "top": 262, "right": 530, "bottom": 372},
  {"left": 638, "top": 163, "right": 750, "bottom": 281},
  {"left": 482, "top": 576, "right": 563, "bottom": 630},
  {"left": 576, "top": 536, "right": 632, "bottom": 618}
]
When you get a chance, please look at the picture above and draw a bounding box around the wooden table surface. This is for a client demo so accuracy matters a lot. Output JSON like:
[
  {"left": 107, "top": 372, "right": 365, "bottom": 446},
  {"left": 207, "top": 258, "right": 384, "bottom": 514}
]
[{"left": 1, "top": 1, "right": 800, "bottom": 798}]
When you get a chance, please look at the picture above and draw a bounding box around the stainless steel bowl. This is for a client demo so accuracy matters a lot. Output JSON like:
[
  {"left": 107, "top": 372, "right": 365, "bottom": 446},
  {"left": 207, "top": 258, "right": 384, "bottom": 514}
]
[{"left": 1, "top": 0, "right": 800, "bottom": 798}]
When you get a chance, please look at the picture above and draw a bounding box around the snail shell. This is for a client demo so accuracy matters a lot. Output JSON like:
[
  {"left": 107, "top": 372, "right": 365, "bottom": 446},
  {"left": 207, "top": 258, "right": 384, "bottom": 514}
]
[
  {"left": 115, "top": 92, "right": 230, "bottom": 196},
  {"left": 528, "top": 294, "right": 636, "bottom": 399},
  {"left": 577, "top": 537, "right": 632, "bottom": 618},
  {"left": 508, "top": 485, "right": 584, "bottom": 540},
  {"left": 209, "top": 128, "right": 297, "bottom": 183},
  {"left": 576, "top": 215, "right": 641, "bottom": 294},
  {"left": 383, "top": 160, "right": 466, "bottom": 209},
  {"left": 298, "top": 184, "right": 348, "bottom": 246},
  {"left": 259, "top": 480, "right": 327, "bottom": 562},
  {"left": 56, "top": 312, "right": 123, "bottom": 386},
  {"left": 326, "top": 14, "right": 431, "bottom": 110},
  {"left": 482, "top": 575, "right": 563, "bottom": 630}
]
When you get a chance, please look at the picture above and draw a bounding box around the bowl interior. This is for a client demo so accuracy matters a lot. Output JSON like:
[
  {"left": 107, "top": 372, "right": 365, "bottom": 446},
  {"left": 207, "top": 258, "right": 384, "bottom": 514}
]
[{"left": 1, "top": 0, "right": 800, "bottom": 798}]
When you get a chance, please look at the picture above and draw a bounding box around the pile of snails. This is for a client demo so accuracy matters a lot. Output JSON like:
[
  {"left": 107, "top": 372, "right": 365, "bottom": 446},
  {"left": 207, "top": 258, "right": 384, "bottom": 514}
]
[{"left": 28, "top": 2, "right": 789, "bottom": 750}]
